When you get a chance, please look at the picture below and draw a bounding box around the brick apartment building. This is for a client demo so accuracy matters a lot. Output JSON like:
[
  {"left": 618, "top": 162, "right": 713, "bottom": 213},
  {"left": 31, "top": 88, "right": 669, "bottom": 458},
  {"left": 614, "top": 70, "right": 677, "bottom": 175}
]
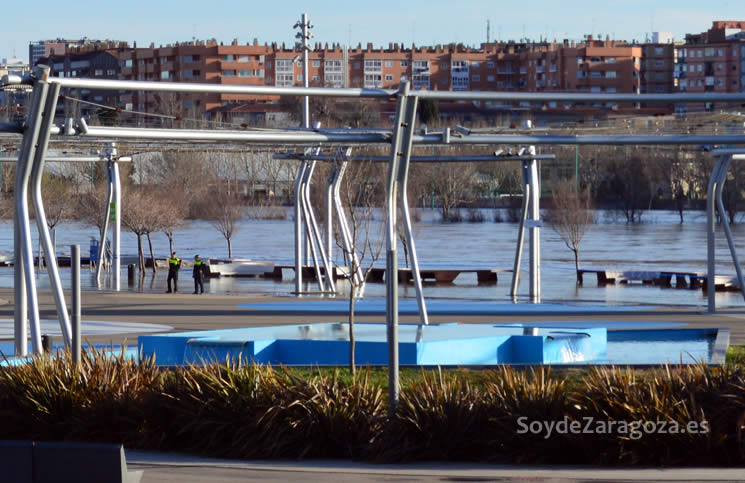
[
  {"left": 114, "top": 35, "right": 642, "bottom": 117},
  {"left": 39, "top": 41, "right": 128, "bottom": 118},
  {"left": 28, "top": 21, "right": 745, "bottom": 121},
  {"left": 674, "top": 21, "right": 745, "bottom": 113}
]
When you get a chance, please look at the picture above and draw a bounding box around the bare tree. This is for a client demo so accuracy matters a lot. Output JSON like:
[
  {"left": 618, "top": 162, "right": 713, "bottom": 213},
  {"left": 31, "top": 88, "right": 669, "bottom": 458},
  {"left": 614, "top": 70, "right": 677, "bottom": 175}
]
[
  {"left": 335, "top": 160, "right": 384, "bottom": 377},
  {"left": 206, "top": 189, "right": 243, "bottom": 259},
  {"left": 547, "top": 178, "right": 595, "bottom": 284},
  {"left": 121, "top": 187, "right": 167, "bottom": 274},
  {"left": 429, "top": 161, "right": 477, "bottom": 221}
]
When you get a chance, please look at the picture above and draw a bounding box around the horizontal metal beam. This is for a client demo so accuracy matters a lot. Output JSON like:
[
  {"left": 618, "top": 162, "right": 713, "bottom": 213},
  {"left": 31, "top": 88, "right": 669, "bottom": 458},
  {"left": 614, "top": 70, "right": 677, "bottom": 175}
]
[
  {"left": 413, "top": 90, "right": 745, "bottom": 103},
  {"left": 49, "top": 77, "right": 397, "bottom": 98},
  {"left": 273, "top": 153, "right": 556, "bottom": 162},
  {"left": 430, "top": 134, "right": 745, "bottom": 145},
  {"left": 0, "top": 156, "right": 132, "bottom": 162},
  {"left": 66, "top": 125, "right": 392, "bottom": 143},
  {"left": 712, "top": 148, "right": 745, "bottom": 156},
  {"left": 53, "top": 125, "right": 745, "bottom": 147}
]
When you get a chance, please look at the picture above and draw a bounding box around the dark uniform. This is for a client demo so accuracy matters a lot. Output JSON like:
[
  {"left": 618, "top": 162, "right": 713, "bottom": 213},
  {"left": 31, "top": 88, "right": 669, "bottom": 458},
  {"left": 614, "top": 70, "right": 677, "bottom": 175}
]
[
  {"left": 166, "top": 252, "right": 182, "bottom": 293},
  {"left": 193, "top": 256, "right": 205, "bottom": 294}
]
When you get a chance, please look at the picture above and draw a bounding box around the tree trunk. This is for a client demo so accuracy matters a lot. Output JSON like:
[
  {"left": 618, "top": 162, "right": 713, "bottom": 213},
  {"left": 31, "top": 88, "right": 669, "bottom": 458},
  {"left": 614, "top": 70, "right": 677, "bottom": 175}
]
[
  {"left": 166, "top": 231, "right": 174, "bottom": 256},
  {"left": 227, "top": 237, "right": 232, "bottom": 259},
  {"left": 573, "top": 248, "right": 581, "bottom": 285},
  {"left": 146, "top": 232, "right": 156, "bottom": 273},
  {"left": 136, "top": 233, "right": 145, "bottom": 274},
  {"left": 349, "top": 284, "right": 356, "bottom": 378}
]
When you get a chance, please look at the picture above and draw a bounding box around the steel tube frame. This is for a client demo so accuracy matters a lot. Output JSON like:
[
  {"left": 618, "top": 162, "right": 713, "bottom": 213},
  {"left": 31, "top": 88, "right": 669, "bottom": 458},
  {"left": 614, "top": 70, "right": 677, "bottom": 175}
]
[
  {"left": 325, "top": 162, "right": 335, "bottom": 266},
  {"left": 528, "top": 148, "right": 541, "bottom": 300},
  {"left": 510, "top": 157, "right": 531, "bottom": 297},
  {"left": 95, "top": 161, "right": 114, "bottom": 283},
  {"left": 111, "top": 156, "right": 122, "bottom": 291},
  {"left": 331, "top": 160, "right": 364, "bottom": 287},
  {"left": 30, "top": 81, "right": 73, "bottom": 346},
  {"left": 14, "top": 69, "right": 49, "bottom": 354},
  {"left": 294, "top": 160, "right": 307, "bottom": 293},
  {"left": 274, "top": 154, "right": 557, "bottom": 162},
  {"left": 71, "top": 244, "right": 81, "bottom": 366},
  {"left": 713, "top": 156, "right": 745, "bottom": 304},
  {"left": 65, "top": 125, "right": 745, "bottom": 146},
  {"left": 300, "top": 157, "right": 335, "bottom": 292}
]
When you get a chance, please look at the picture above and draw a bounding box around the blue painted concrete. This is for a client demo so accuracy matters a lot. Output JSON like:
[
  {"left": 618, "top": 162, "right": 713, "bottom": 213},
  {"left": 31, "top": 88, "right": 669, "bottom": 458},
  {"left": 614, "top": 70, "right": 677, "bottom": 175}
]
[
  {"left": 139, "top": 322, "right": 608, "bottom": 366},
  {"left": 238, "top": 299, "right": 656, "bottom": 315}
]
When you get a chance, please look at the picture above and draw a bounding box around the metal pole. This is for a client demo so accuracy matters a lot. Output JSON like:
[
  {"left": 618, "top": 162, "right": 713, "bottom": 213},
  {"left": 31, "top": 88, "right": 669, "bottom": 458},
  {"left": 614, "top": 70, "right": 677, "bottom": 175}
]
[
  {"left": 15, "top": 69, "right": 49, "bottom": 354},
  {"left": 71, "top": 244, "right": 81, "bottom": 366},
  {"left": 325, "top": 162, "right": 335, "bottom": 268},
  {"left": 110, "top": 149, "right": 121, "bottom": 291},
  {"left": 332, "top": 160, "right": 364, "bottom": 286},
  {"left": 95, "top": 161, "right": 114, "bottom": 283},
  {"left": 510, "top": 163, "right": 530, "bottom": 297},
  {"left": 386, "top": 82, "right": 411, "bottom": 415},
  {"left": 13, "top": 214, "right": 27, "bottom": 356},
  {"left": 300, "top": 13, "right": 311, "bottom": 129},
  {"left": 397, "top": 97, "right": 428, "bottom": 326},
  {"left": 30, "top": 81, "right": 73, "bottom": 346},
  {"left": 294, "top": 160, "right": 307, "bottom": 294},
  {"left": 706, "top": 157, "right": 724, "bottom": 312},
  {"left": 713, "top": 156, "right": 745, "bottom": 302},
  {"left": 528, "top": 146, "right": 541, "bottom": 301}
]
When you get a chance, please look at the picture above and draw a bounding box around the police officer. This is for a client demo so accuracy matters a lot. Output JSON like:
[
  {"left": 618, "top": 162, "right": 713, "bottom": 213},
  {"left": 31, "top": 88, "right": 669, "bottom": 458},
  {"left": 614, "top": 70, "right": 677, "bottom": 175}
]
[
  {"left": 193, "top": 255, "right": 205, "bottom": 294},
  {"left": 166, "top": 251, "right": 182, "bottom": 293}
]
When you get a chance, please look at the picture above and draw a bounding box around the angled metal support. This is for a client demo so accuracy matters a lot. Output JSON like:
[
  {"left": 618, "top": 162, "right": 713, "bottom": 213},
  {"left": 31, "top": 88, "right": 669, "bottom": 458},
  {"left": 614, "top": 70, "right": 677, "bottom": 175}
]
[
  {"left": 95, "top": 161, "right": 114, "bottom": 283},
  {"left": 299, "top": 158, "right": 325, "bottom": 291},
  {"left": 396, "top": 100, "right": 428, "bottom": 326},
  {"left": 294, "top": 160, "right": 307, "bottom": 294},
  {"left": 331, "top": 148, "right": 364, "bottom": 287},
  {"left": 29, "top": 81, "right": 73, "bottom": 347},
  {"left": 527, "top": 146, "right": 541, "bottom": 301},
  {"left": 14, "top": 67, "right": 51, "bottom": 354},
  {"left": 386, "top": 81, "right": 418, "bottom": 415},
  {"left": 300, "top": 154, "right": 336, "bottom": 292},
  {"left": 109, "top": 145, "right": 122, "bottom": 291},
  {"left": 325, "top": 160, "right": 335, "bottom": 268},
  {"left": 510, "top": 156, "right": 530, "bottom": 297},
  {"left": 707, "top": 154, "right": 745, "bottom": 312}
]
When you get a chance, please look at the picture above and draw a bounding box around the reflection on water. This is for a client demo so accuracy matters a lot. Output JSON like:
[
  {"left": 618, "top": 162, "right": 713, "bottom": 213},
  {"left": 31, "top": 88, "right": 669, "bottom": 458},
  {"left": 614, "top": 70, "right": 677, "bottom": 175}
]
[{"left": 0, "top": 209, "right": 743, "bottom": 307}]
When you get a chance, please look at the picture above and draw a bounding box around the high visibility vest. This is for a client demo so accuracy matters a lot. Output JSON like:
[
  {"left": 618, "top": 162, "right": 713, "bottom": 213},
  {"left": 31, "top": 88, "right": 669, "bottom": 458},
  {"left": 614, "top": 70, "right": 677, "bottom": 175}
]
[
  {"left": 194, "top": 260, "right": 202, "bottom": 267},
  {"left": 169, "top": 258, "right": 180, "bottom": 266}
]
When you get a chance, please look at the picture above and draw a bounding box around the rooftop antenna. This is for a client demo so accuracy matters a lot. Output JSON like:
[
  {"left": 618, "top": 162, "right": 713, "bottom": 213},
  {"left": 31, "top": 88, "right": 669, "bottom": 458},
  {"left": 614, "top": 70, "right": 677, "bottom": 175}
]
[
  {"left": 192, "top": 23, "right": 196, "bottom": 42},
  {"left": 487, "top": 19, "right": 491, "bottom": 43}
]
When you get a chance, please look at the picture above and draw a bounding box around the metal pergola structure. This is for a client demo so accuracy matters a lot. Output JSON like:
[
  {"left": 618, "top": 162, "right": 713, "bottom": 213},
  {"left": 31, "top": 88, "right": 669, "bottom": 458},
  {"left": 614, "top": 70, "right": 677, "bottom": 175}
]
[{"left": 4, "top": 65, "right": 745, "bottom": 412}]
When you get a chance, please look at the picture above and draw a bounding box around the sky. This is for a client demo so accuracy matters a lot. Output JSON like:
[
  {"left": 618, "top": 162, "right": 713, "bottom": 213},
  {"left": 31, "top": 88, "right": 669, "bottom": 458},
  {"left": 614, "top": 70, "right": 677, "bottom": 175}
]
[{"left": 1, "top": 0, "right": 743, "bottom": 63}]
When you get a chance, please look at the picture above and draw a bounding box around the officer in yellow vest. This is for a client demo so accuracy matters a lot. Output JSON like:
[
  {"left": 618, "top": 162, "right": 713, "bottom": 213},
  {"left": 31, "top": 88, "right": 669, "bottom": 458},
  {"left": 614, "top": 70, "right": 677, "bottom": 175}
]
[
  {"left": 166, "top": 251, "right": 182, "bottom": 293},
  {"left": 193, "top": 255, "right": 205, "bottom": 294}
]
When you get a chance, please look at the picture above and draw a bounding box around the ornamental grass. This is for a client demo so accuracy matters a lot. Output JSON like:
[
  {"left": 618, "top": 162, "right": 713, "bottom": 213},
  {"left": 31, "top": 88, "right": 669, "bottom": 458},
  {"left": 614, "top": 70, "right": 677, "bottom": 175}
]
[{"left": 0, "top": 349, "right": 743, "bottom": 465}]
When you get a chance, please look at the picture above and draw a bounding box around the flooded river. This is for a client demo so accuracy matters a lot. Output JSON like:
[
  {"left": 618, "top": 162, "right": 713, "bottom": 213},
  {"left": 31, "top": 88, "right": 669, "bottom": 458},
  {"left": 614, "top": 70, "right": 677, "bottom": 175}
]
[{"left": 1, "top": 208, "right": 744, "bottom": 308}]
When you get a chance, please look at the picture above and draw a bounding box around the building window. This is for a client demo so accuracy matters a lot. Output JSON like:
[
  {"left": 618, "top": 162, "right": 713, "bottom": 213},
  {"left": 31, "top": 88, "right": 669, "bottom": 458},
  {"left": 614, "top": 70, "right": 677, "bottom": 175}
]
[
  {"left": 385, "top": 60, "right": 393, "bottom": 67},
  {"left": 364, "top": 59, "right": 382, "bottom": 72},
  {"left": 487, "top": 75, "right": 495, "bottom": 82},
  {"left": 441, "top": 63, "right": 448, "bottom": 69},
  {"left": 297, "top": 74, "right": 303, "bottom": 82},
  {"left": 275, "top": 59, "right": 294, "bottom": 71},
  {"left": 364, "top": 73, "right": 382, "bottom": 88},
  {"left": 107, "top": 69, "right": 116, "bottom": 76},
  {"left": 265, "top": 61, "right": 271, "bottom": 69},
  {"left": 412, "top": 60, "right": 430, "bottom": 89},
  {"left": 222, "top": 54, "right": 235, "bottom": 61},
  {"left": 222, "top": 70, "right": 236, "bottom": 77},
  {"left": 183, "top": 55, "right": 200, "bottom": 63},
  {"left": 385, "top": 74, "right": 393, "bottom": 81},
  {"left": 472, "top": 74, "right": 480, "bottom": 81},
  {"left": 697, "top": 64, "right": 703, "bottom": 72},
  {"left": 354, "top": 62, "right": 360, "bottom": 69},
  {"left": 238, "top": 55, "right": 250, "bottom": 62},
  {"left": 400, "top": 60, "right": 408, "bottom": 67},
  {"left": 400, "top": 74, "right": 408, "bottom": 81},
  {"left": 183, "top": 69, "right": 200, "bottom": 79},
  {"left": 160, "top": 71, "right": 170, "bottom": 80},
  {"left": 654, "top": 47, "right": 664, "bottom": 55},
  {"left": 312, "top": 75, "right": 320, "bottom": 81},
  {"left": 472, "top": 61, "right": 480, "bottom": 68},
  {"left": 605, "top": 71, "right": 617, "bottom": 78},
  {"left": 487, "top": 61, "right": 495, "bottom": 68},
  {"left": 94, "top": 69, "right": 103, "bottom": 76},
  {"left": 312, "top": 60, "right": 320, "bottom": 67}
]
